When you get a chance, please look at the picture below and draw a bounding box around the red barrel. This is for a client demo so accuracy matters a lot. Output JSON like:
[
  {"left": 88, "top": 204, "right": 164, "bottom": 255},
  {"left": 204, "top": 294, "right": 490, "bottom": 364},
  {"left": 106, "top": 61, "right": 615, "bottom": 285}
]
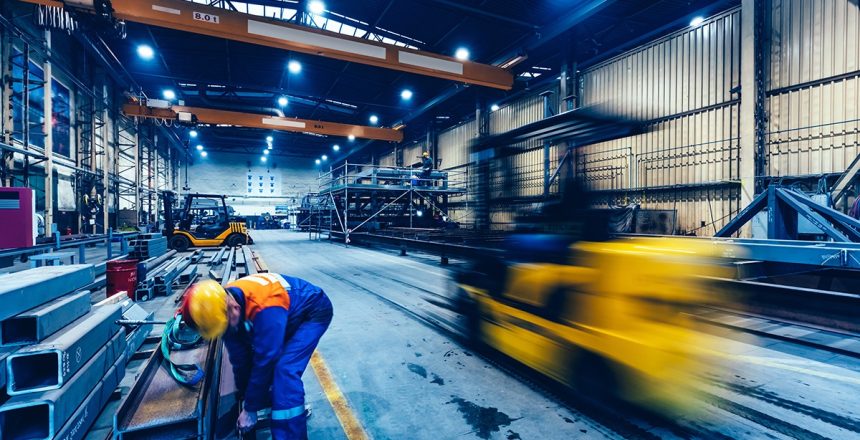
[{"left": 106, "top": 260, "right": 139, "bottom": 299}]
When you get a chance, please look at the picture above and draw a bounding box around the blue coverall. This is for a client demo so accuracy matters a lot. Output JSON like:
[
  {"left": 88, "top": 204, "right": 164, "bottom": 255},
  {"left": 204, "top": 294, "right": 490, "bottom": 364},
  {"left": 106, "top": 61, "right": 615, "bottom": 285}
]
[{"left": 224, "top": 275, "right": 333, "bottom": 439}]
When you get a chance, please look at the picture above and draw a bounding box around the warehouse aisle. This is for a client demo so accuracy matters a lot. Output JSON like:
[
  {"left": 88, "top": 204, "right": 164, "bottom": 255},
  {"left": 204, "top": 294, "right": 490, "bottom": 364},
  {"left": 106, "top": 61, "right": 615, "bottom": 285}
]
[{"left": 252, "top": 230, "right": 615, "bottom": 440}]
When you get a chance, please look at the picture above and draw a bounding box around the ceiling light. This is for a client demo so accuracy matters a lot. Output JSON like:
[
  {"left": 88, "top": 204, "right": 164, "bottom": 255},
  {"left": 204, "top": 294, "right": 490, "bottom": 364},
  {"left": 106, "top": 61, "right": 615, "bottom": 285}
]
[
  {"left": 266, "top": 135, "right": 274, "bottom": 142},
  {"left": 137, "top": 45, "right": 155, "bottom": 60},
  {"left": 261, "top": 156, "right": 268, "bottom": 163},
  {"left": 189, "top": 130, "right": 198, "bottom": 138},
  {"left": 455, "top": 47, "right": 470, "bottom": 61},
  {"left": 322, "top": 155, "right": 328, "bottom": 161},
  {"left": 278, "top": 96, "right": 288, "bottom": 107},
  {"left": 333, "top": 144, "right": 340, "bottom": 152},
  {"left": 200, "top": 151, "right": 208, "bottom": 157},
  {"left": 268, "top": 145, "right": 273, "bottom": 150},
  {"left": 288, "top": 60, "right": 302, "bottom": 74},
  {"left": 416, "top": 210, "right": 423, "bottom": 217},
  {"left": 315, "top": 159, "right": 321, "bottom": 165},
  {"left": 163, "top": 89, "right": 176, "bottom": 100},
  {"left": 400, "top": 89, "right": 413, "bottom": 100},
  {"left": 348, "top": 135, "right": 356, "bottom": 141},
  {"left": 264, "top": 149, "right": 270, "bottom": 155},
  {"left": 195, "top": 144, "right": 204, "bottom": 151},
  {"left": 308, "top": 0, "right": 325, "bottom": 15},
  {"left": 690, "top": 16, "right": 705, "bottom": 27},
  {"left": 369, "top": 115, "right": 379, "bottom": 125},
  {"left": 491, "top": 104, "right": 500, "bottom": 112}
]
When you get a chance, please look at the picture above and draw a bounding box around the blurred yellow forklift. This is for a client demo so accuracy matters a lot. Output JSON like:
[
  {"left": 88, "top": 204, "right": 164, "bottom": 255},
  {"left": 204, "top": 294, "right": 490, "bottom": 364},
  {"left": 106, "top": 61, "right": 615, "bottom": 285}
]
[
  {"left": 162, "top": 192, "right": 252, "bottom": 251},
  {"left": 454, "top": 184, "right": 729, "bottom": 415}
]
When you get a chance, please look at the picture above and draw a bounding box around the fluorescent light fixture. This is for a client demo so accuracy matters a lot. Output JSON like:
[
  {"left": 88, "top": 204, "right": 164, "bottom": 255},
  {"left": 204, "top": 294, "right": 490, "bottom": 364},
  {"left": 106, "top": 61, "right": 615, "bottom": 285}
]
[
  {"left": 348, "top": 134, "right": 356, "bottom": 141},
  {"left": 261, "top": 156, "right": 268, "bottom": 163},
  {"left": 200, "top": 151, "right": 208, "bottom": 157},
  {"left": 690, "top": 16, "right": 705, "bottom": 27},
  {"left": 137, "top": 45, "right": 155, "bottom": 60},
  {"left": 454, "top": 47, "right": 470, "bottom": 61},
  {"left": 278, "top": 96, "right": 289, "bottom": 107},
  {"left": 321, "top": 155, "right": 328, "bottom": 161},
  {"left": 491, "top": 104, "right": 500, "bottom": 112},
  {"left": 288, "top": 60, "right": 302, "bottom": 74},
  {"left": 189, "top": 130, "right": 198, "bottom": 138},
  {"left": 264, "top": 149, "right": 270, "bottom": 155},
  {"left": 308, "top": 0, "right": 325, "bottom": 15},
  {"left": 163, "top": 89, "right": 176, "bottom": 100},
  {"left": 333, "top": 144, "right": 340, "bottom": 152},
  {"left": 195, "top": 144, "right": 204, "bottom": 151},
  {"left": 268, "top": 145, "right": 273, "bottom": 150},
  {"left": 315, "top": 159, "right": 321, "bottom": 165},
  {"left": 266, "top": 135, "right": 274, "bottom": 142},
  {"left": 400, "top": 89, "right": 413, "bottom": 100},
  {"left": 369, "top": 115, "right": 379, "bottom": 125}
]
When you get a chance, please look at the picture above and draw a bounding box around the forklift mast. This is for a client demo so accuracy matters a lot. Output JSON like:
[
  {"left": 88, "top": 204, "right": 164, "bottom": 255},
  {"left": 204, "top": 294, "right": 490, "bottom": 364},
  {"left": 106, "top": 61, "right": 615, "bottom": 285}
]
[{"left": 162, "top": 191, "right": 176, "bottom": 238}]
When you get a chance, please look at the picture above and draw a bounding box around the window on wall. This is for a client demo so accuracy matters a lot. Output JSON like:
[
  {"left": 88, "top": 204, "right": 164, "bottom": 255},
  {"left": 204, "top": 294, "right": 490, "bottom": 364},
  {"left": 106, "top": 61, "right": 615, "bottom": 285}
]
[
  {"left": 51, "top": 79, "right": 72, "bottom": 157},
  {"left": 11, "top": 50, "right": 46, "bottom": 149}
]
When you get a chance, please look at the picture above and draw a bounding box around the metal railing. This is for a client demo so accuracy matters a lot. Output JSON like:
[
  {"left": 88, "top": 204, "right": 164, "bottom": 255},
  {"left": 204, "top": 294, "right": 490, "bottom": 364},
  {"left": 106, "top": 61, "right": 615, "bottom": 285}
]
[{"left": 318, "top": 162, "right": 467, "bottom": 193}]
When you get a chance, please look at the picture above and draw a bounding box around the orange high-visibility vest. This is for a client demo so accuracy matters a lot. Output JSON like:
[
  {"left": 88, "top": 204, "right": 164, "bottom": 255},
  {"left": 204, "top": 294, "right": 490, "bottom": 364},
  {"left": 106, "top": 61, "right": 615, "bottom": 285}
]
[{"left": 227, "top": 273, "right": 291, "bottom": 321}]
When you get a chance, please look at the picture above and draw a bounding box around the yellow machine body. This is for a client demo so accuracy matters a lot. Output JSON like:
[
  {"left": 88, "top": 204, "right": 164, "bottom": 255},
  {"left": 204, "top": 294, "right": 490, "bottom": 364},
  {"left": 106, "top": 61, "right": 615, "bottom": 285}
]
[
  {"left": 172, "top": 221, "right": 249, "bottom": 247},
  {"left": 457, "top": 238, "right": 732, "bottom": 414}
]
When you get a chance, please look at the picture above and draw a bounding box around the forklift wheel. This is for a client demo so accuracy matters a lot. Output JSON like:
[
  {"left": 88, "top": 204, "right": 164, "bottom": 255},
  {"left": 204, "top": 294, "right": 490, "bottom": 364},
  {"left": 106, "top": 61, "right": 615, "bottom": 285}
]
[
  {"left": 225, "top": 233, "right": 247, "bottom": 248},
  {"left": 169, "top": 235, "right": 191, "bottom": 252}
]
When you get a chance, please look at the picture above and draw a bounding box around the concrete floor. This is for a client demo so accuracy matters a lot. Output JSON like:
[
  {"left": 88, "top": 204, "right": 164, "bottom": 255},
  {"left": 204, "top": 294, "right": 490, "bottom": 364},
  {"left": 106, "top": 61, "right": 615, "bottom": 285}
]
[
  {"left": 250, "top": 230, "right": 860, "bottom": 440},
  {"left": 253, "top": 231, "right": 605, "bottom": 440}
]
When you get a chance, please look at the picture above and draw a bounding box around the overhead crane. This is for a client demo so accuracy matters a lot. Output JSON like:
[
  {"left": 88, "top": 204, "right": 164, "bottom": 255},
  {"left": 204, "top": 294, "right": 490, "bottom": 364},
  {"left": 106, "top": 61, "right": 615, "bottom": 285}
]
[
  {"left": 122, "top": 102, "right": 405, "bottom": 142},
  {"left": 21, "top": 0, "right": 514, "bottom": 90}
]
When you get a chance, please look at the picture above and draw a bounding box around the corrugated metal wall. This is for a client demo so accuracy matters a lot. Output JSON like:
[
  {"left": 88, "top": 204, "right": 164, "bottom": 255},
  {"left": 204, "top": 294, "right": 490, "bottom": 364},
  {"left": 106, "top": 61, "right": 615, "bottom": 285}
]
[
  {"left": 437, "top": 120, "right": 475, "bottom": 170},
  {"left": 576, "top": 8, "right": 742, "bottom": 234},
  {"left": 765, "top": 0, "right": 860, "bottom": 178}
]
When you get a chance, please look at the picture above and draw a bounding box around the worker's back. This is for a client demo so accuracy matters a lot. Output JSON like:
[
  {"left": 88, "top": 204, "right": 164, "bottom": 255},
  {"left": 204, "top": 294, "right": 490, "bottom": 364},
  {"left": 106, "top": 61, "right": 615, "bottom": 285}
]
[{"left": 228, "top": 273, "right": 328, "bottom": 335}]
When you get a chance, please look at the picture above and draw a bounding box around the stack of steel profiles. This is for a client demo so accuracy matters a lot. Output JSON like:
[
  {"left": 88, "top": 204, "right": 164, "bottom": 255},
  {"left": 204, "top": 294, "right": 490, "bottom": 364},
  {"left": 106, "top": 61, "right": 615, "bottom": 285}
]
[
  {"left": 6, "top": 304, "right": 123, "bottom": 395},
  {"left": 0, "top": 291, "right": 91, "bottom": 346},
  {"left": 129, "top": 235, "right": 168, "bottom": 260},
  {"left": 0, "top": 328, "right": 127, "bottom": 439},
  {"left": 137, "top": 250, "right": 177, "bottom": 281},
  {"left": 153, "top": 255, "right": 193, "bottom": 296},
  {"left": 0, "top": 265, "right": 95, "bottom": 323}
]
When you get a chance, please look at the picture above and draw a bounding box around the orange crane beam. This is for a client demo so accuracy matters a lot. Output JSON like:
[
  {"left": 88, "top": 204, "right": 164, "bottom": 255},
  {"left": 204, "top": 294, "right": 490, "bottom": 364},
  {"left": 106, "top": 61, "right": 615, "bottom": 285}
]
[
  {"left": 122, "top": 103, "right": 405, "bottom": 142},
  {"left": 24, "top": 0, "right": 514, "bottom": 90}
]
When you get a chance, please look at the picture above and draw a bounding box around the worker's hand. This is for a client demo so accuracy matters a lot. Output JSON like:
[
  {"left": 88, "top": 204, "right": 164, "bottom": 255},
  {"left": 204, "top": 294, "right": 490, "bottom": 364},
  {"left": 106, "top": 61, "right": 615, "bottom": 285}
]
[{"left": 237, "top": 409, "right": 258, "bottom": 433}]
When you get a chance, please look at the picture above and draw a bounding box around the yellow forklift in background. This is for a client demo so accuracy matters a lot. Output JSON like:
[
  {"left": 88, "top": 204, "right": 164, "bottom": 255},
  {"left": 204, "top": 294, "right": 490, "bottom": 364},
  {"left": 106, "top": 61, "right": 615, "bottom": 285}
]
[{"left": 162, "top": 192, "right": 252, "bottom": 251}]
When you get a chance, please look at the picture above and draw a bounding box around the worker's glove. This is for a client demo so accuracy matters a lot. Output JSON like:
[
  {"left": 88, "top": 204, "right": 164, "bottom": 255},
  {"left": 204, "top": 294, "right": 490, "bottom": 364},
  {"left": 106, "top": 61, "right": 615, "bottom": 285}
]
[{"left": 237, "top": 408, "right": 258, "bottom": 433}]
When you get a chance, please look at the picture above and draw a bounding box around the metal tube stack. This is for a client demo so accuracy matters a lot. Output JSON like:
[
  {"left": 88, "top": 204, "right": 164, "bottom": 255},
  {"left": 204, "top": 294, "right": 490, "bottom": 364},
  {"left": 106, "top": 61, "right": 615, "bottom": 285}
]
[{"left": 0, "top": 265, "right": 147, "bottom": 440}]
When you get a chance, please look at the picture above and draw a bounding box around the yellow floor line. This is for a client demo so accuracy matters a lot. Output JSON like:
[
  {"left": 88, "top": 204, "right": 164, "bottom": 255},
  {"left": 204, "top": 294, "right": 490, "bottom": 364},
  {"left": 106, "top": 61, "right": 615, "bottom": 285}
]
[{"left": 310, "top": 351, "right": 370, "bottom": 440}]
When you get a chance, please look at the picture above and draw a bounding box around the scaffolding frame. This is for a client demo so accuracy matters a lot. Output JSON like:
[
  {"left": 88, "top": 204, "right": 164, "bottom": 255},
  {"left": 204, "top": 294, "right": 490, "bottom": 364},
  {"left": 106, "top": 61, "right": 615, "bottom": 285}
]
[{"left": 316, "top": 161, "right": 467, "bottom": 244}]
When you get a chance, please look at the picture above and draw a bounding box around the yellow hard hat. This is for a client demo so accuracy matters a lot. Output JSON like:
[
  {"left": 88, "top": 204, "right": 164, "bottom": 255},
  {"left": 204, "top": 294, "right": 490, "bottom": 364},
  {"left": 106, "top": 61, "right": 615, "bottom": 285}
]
[
  {"left": 422, "top": 151, "right": 429, "bottom": 157},
  {"left": 181, "top": 280, "right": 228, "bottom": 340}
]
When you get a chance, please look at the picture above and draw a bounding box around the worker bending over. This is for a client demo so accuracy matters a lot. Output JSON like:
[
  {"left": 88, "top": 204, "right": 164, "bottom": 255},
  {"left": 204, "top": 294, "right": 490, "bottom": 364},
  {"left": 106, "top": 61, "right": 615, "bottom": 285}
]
[{"left": 180, "top": 274, "right": 333, "bottom": 439}]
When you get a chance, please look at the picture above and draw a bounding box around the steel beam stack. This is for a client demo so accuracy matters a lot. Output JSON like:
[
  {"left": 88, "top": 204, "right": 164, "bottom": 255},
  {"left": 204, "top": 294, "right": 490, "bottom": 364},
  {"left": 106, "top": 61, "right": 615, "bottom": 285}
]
[
  {"left": 129, "top": 234, "right": 168, "bottom": 260},
  {"left": 0, "top": 265, "right": 127, "bottom": 440}
]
